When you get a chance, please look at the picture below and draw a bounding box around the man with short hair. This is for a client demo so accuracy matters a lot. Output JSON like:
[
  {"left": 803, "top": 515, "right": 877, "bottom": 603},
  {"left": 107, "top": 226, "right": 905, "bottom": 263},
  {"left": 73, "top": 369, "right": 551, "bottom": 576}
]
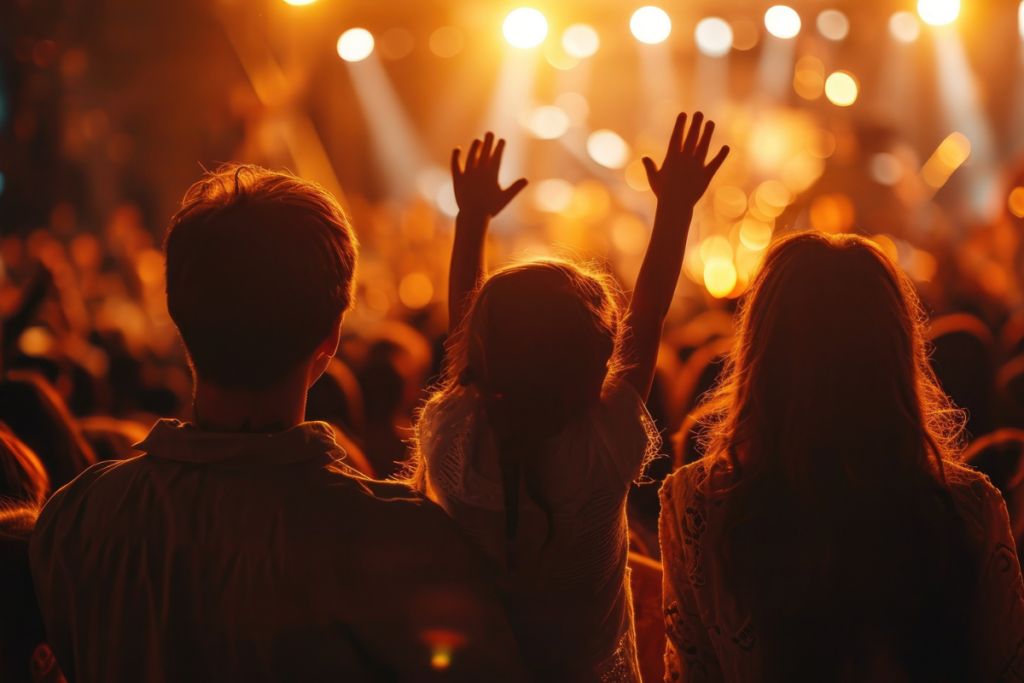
[{"left": 30, "top": 165, "right": 530, "bottom": 682}]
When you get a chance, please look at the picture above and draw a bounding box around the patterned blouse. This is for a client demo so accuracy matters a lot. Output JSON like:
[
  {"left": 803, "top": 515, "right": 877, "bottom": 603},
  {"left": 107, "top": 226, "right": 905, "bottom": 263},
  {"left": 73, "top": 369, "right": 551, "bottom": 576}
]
[{"left": 658, "top": 457, "right": 1024, "bottom": 682}]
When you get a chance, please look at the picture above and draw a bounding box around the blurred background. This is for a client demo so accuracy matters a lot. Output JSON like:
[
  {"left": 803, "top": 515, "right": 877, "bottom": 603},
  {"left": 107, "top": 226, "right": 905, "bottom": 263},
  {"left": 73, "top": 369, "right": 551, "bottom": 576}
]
[{"left": 4, "top": 0, "right": 1024, "bottom": 547}]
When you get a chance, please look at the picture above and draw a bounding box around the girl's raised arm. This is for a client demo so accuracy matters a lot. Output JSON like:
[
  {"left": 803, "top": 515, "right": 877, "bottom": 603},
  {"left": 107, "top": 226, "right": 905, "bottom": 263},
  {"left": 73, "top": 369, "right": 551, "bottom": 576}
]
[
  {"left": 447, "top": 132, "right": 528, "bottom": 335},
  {"left": 623, "top": 112, "right": 729, "bottom": 400}
]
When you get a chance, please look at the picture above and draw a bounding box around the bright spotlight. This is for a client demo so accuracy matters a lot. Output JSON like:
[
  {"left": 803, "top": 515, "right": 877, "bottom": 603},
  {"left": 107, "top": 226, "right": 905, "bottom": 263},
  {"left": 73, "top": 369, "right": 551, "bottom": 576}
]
[
  {"left": 765, "top": 6, "right": 801, "bottom": 39},
  {"left": 562, "top": 24, "right": 600, "bottom": 58},
  {"left": 503, "top": 8, "right": 548, "bottom": 49},
  {"left": 283, "top": 0, "right": 317, "bottom": 5},
  {"left": 889, "top": 11, "right": 921, "bottom": 42},
  {"left": 586, "top": 129, "right": 630, "bottom": 169},
  {"left": 695, "top": 18, "right": 733, "bottom": 57},
  {"left": 918, "top": 0, "right": 960, "bottom": 26},
  {"left": 631, "top": 7, "right": 672, "bottom": 45},
  {"left": 817, "top": 10, "right": 849, "bottom": 41},
  {"left": 1019, "top": 1, "right": 1024, "bottom": 39},
  {"left": 825, "top": 71, "right": 858, "bottom": 106},
  {"left": 337, "top": 29, "right": 375, "bottom": 62}
]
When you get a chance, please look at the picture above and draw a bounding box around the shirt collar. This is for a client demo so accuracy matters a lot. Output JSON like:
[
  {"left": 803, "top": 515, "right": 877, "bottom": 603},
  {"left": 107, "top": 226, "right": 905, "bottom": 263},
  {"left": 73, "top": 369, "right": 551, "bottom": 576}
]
[{"left": 134, "top": 419, "right": 344, "bottom": 467}]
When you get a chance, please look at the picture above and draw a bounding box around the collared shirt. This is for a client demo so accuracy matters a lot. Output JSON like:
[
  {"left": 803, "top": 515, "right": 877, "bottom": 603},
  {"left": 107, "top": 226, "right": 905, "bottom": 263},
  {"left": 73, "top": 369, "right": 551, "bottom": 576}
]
[
  {"left": 659, "top": 457, "right": 1024, "bottom": 682},
  {"left": 30, "top": 419, "right": 531, "bottom": 683}
]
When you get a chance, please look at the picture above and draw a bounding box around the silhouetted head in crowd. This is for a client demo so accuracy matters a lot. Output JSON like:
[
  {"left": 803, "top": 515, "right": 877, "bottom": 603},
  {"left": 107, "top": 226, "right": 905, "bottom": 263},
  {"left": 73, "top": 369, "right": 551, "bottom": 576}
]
[
  {"left": 702, "top": 231, "right": 975, "bottom": 681},
  {"left": 164, "top": 164, "right": 357, "bottom": 425},
  {"left": 0, "top": 423, "right": 49, "bottom": 508},
  {"left": 929, "top": 315, "right": 995, "bottom": 438},
  {"left": 0, "top": 372, "right": 95, "bottom": 491},
  {"left": 0, "top": 507, "right": 65, "bottom": 683},
  {"left": 416, "top": 259, "right": 622, "bottom": 562}
]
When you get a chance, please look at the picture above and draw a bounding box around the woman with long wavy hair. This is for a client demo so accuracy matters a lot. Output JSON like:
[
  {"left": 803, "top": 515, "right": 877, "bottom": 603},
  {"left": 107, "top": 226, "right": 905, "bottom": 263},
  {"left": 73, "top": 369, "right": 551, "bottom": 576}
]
[{"left": 659, "top": 231, "right": 1024, "bottom": 682}]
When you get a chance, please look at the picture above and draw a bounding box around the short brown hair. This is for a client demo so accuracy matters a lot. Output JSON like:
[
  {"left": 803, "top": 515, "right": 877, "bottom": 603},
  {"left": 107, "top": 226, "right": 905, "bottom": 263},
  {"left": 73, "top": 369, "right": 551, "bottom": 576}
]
[{"left": 165, "top": 164, "right": 358, "bottom": 390}]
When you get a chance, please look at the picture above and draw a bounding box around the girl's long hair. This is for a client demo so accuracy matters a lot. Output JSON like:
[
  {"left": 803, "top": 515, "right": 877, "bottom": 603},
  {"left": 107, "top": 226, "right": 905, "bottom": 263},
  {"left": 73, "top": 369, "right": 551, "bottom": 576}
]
[
  {"left": 699, "top": 231, "right": 977, "bottom": 681},
  {"left": 409, "top": 258, "right": 623, "bottom": 571}
]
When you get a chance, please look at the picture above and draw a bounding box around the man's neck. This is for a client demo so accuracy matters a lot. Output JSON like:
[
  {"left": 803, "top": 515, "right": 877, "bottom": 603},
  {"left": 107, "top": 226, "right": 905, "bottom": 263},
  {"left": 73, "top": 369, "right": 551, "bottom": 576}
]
[{"left": 192, "top": 375, "right": 308, "bottom": 433}]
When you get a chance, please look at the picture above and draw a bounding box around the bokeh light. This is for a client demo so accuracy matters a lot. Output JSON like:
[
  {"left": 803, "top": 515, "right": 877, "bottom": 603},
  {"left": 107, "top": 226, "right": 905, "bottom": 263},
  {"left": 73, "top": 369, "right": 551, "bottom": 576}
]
[
  {"left": 611, "top": 214, "right": 649, "bottom": 254},
  {"left": 399, "top": 273, "right": 434, "bottom": 309},
  {"left": 715, "top": 187, "right": 748, "bottom": 218},
  {"left": 731, "top": 20, "right": 760, "bottom": 50},
  {"left": 765, "top": 6, "right": 802, "bottom": 39},
  {"left": 562, "top": 24, "right": 600, "bottom": 58},
  {"left": 817, "top": 10, "right": 850, "bottom": 41},
  {"left": 695, "top": 18, "right": 733, "bottom": 57},
  {"left": 810, "top": 194, "right": 855, "bottom": 232},
  {"left": 754, "top": 180, "right": 792, "bottom": 217},
  {"left": 503, "top": 8, "right": 548, "bottom": 49},
  {"left": 920, "top": 132, "right": 971, "bottom": 189},
  {"left": 739, "top": 217, "right": 773, "bottom": 251},
  {"left": 20, "top": 327, "right": 55, "bottom": 357},
  {"left": 282, "top": 0, "right": 317, "bottom": 5},
  {"left": 526, "top": 106, "right": 570, "bottom": 139},
  {"left": 824, "top": 71, "right": 858, "bottom": 106},
  {"left": 630, "top": 7, "right": 672, "bottom": 45},
  {"left": 379, "top": 28, "right": 415, "bottom": 60},
  {"left": 1020, "top": 1, "right": 1024, "bottom": 40},
  {"left": 1009, "top": 187, "right": 1024, "bottom": 218},
  {"left": 337, "top": 29, "right": 375, "bottom": 62},
  {"left": 533, "top": 179, "right": 575, "bottom": 212},
  {"left": 587, "top": 130, "right": 630, "bottom": 169},
  {"left": 870, "top": 153, "right": 903, "bottom": 186},
  {"left": 889, "top": 12, "right": 921, "bottom": 42},
  {"left": 918, "top": 0, "right": 960, "bottom": 26},
  {"left": 625, "top": 159, "right": 651, "bottom": 191},
  {"left": 429, "top": 27, "right": 464, "bottom": 58},
  {"left": 793, "top": 55, "right": 825, "bottom": 100},
  {"left": 704, "top": 258, "right": 738, "bottom": 298},
  {"left": 700, "top": 235, "right": 733, "bottom": 263}
]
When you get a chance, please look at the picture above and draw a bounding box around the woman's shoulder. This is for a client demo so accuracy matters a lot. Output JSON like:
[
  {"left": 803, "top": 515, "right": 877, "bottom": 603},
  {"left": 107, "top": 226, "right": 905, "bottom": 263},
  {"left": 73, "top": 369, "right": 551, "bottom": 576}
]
[
  {"left": 659, "top": 456, "right": 725, "bottom": 509},
  {"left": 942, "top": 460, "right": 1008, "bottom": 535}
]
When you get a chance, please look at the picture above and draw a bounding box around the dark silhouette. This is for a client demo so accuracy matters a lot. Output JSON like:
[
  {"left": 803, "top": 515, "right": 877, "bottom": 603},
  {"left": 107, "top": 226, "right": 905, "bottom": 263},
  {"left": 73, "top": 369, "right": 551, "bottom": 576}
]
[
  {"left": 30, "top": 165, "right": 530, "bottom": 682},
  {"left": 660, "top": 231, "right": 1024, "bottom": 682},
  {"left": 410, "top": 114, "right": 728, "bottom": 680}
]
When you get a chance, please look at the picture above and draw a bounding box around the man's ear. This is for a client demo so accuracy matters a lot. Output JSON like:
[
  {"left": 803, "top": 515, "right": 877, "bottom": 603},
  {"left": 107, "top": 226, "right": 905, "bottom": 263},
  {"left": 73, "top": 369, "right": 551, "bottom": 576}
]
[{"left": 308, "top": 314, "right": 345, "bottom": 388}]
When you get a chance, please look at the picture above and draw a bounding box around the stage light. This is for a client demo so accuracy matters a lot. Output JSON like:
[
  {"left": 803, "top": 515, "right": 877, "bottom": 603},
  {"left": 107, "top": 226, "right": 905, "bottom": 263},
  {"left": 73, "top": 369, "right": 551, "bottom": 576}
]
[
  {"left": 533, "top": 179, "right": 574, "bottom": 212},
  {"left": 562, "top": 24, "right": 600, "bottom": 58},
  {"left": 754, "top": 180, "right": 792, "bottom": 217},
  {"left": 430, "top": 27, "right": 464, "bottom": 58},
  {"left": 825, "top": 71, "right": 858, "bottom": 106},
  {"left": 699, "top": 235, "right": 733, "bottom": 263},
  {"left": 587, "top": 130, "right": 630, "bottom": 169},
  {"left": 526, "top": 106, "right": 570, "bottom": 139},
  {"left": 631, "top": 7, "right": 672, "bottom": 45},
  {"left": 1009, "top": 187, "right": 1024, "bottom": 217},
  {"left": 695, "top": 18, "right": 733, "bottom": 57},
  {"left": 765, "top": 6, "right": 801, "bottom": 39},
  {"left": 817, "top": 10, "right": 849, "bottom": 41},
  {"left": 503, "top": 8, "right": 548, "bottom": 49},
  {"left": 282, "top": 0, "right": 317, "bottom": 5},
  {"left": 704, "top": 258, "right": 737, "bottom": 298},
  {"left": 870, "top": 153, "right": 903, "bottom": 185},
  {"left": 338, "top": 29, "right": 375, "bottom": 62},
  {"left": 889, "top": 12, "right": 921, "bottom": 42},
  {"left": 731, "top": 20, "right": 760, "bottom": 50},
  {"left": 1020, "top": 1, "right": 1024, "bottom": 39},
  {"left": 918, "top": 0, "right": 959, "bottom": 26}
]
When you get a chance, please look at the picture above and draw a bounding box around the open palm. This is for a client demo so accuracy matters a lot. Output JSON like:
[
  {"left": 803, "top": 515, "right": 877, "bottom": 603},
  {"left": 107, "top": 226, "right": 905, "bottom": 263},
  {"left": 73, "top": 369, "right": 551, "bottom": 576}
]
[
  {"left": 451, "top": 132, "right": 528, "bottom": 219},
  {"left": 642, "top": 112, "right": 729, "bottom": 208}
]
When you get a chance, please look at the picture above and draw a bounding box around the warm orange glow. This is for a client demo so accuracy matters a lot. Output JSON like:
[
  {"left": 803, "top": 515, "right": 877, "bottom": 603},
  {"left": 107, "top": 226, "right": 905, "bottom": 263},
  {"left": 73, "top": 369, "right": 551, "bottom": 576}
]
[
  {"left": 1008, "top": 187, "right": 1024, "bottom": 218},
  {"left": 810, "top": 194, "right": 855, "bottom": 233},
  {"left": 624, "top": 159, "right": 651, "bottom": 192},
  {"left": 398, "top": 273, "right": 433, "bottom": 309},
  {"left": 704, "top": 258, "right": 738, "bottom": 298}
]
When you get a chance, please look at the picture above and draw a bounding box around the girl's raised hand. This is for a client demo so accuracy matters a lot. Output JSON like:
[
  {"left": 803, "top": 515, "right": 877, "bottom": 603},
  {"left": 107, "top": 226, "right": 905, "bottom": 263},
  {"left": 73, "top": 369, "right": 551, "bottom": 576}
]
[
  {"left": 451, "top": 132, "right": 528, "bottom": 220},
  {"left": 641, "top": 112, "right": 729, "bottom": 210}
]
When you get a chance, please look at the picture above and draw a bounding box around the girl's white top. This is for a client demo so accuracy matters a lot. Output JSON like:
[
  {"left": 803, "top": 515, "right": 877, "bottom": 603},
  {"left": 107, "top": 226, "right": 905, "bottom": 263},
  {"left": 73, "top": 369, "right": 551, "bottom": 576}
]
[{"left": 417, "top": 381, "right": 660, "bottom": 682}]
